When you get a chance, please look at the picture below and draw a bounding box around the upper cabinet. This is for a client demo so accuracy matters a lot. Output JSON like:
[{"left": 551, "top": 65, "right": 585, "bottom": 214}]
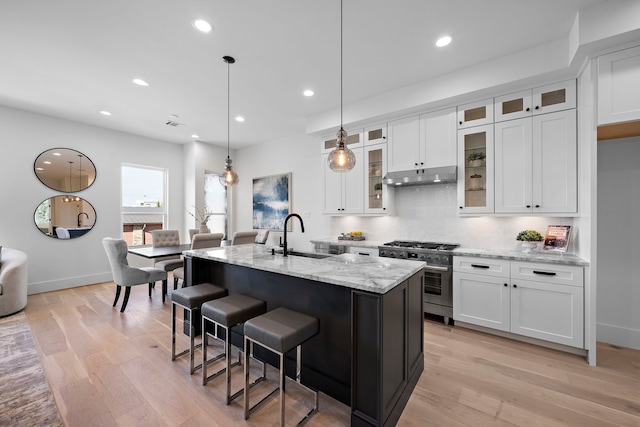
[
  {"left": 495, "top": 110, "right": 577, "bottom": 214},
  {"left": 364, "top": 143, "right": 389, "bottom": 214},
  {"left": 388, "top": 108, "right": 457, "bottom": 172},
  {"left": 364, "top": 124, "right": 387, "bottom": 145},
  {"left": 322, "top": 148, "right": 364, "bottom": 214},
  {"left": 457, "top": 124, "right": 494, "bottom": 214},
  {"left": 598, "top": 45, "right": 640, "bottom": 125},
  {"left": 495, "top": 80, "right": 576, "bottom": 122},
  {"left": 457, "top": 99, "right": 493, "bottom": 129}
]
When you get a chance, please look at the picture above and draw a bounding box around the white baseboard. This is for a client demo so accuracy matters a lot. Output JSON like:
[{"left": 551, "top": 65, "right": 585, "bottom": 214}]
[
  {"left": 27, "top": 272, "right": 113, "bottom": 295},
  {"left": 597, "top": 322, "right": 640, "bottom": 350}
]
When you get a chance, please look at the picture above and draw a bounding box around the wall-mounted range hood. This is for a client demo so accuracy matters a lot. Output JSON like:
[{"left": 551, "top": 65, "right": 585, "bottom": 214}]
[{"left": 383, "top": 165, "right": 457, "bottom": 187}]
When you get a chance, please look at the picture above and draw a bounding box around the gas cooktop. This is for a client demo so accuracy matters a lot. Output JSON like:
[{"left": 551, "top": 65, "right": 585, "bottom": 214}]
[{"left": 381, "top": 241, "right": 460, "bottom": 251}]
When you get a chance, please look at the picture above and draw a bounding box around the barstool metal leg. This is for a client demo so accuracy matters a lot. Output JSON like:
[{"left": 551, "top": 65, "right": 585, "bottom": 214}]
[
  {"left": 171, "top": 302, "right": 177, "bottom": 361},
  {"left": 279, "top": 352, "right": 285, "bottom": 427}
]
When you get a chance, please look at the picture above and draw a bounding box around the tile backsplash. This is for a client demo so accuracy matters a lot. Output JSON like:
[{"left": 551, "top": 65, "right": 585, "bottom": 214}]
[{"left": 330, "top": 184, "right": 575, "bottom": 252}]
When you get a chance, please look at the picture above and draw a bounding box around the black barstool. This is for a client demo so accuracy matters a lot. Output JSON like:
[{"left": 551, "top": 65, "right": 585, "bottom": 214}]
[
  {"left": 201, "top": 294, "right": 268, "bottom": 404},
  {"left": 171, "top": 283, "right": 227, "bottom": 374},
  {"left": 243, "top": 307, "right": 319, "bottom": 426}
]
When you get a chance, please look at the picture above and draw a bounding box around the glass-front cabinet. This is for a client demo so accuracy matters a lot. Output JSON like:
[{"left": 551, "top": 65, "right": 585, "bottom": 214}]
[
  {"left": 457, "top": 124, "right": 494, "bottom": 214},
  {"left": 321, "top": 129, "right": 363, "bottom": 153},
  {"left": 495, "top": 80, "right": 576, "bottom": 122},
  {"left": 364, "top": 124, "right": 387, "bottom": 145},
  {"left": 364, "top": 144, "right": 388, "bottom": 213},
  {"left": 457, "top": 99, "right": 494, "bottom": 129}
]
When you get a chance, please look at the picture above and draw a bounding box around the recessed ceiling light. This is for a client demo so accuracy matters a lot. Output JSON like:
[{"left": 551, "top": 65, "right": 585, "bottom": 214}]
[
  {"left": 191, "top": 134, "right": 199, "bottom": 139},
  {"left": 193, "top": 19, "right": 212, "bottom": 33},
  {"left": 133, "top": 78, "right": 149, "bottom": 86},
  {"left": 303, "top": 89, "right": 314, "bottom": 97},
  {"left": 436, "top": 36, "right": 452, "bottom": 47},
  {"left": 100, "top": 110, "right": 112, "bottom": 116},
  {"left": 235, "top": 116, "right": 245, "bottom": 122}
]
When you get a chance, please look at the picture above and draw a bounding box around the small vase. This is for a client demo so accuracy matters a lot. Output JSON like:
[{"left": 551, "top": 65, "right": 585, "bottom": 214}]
[
  {"left": 520, "top": 241, "right": 538, "bottom": 252},
  {"left": 199, "top": 223, "right": 210, "bottom": 233}
]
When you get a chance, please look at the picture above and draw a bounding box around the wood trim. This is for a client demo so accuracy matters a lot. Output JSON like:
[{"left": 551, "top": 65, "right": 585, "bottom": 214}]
[{"left": 597, "top": 120, "right": 640, "bottom": 141}]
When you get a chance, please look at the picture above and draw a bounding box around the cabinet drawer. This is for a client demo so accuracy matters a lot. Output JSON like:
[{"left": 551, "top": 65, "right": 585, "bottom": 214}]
[
  {"left": 453, "top": 257, "right": 510, "bottom": 278},
  {"left": 511, "top": 262, "right": 583, "bottom": 287}
]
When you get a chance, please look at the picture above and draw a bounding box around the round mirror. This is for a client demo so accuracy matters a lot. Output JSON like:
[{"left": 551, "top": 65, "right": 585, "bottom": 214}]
[
  {"left": 34, "top": 148, "right": 96, "bottom": 192},
  {"left": 34, "top": 196, "right": 97, "bottom": 239}
]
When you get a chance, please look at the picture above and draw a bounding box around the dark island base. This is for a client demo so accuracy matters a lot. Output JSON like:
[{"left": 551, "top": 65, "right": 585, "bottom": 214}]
[{"left": 186, "top": 255, "right": 424, "bottom": 427}]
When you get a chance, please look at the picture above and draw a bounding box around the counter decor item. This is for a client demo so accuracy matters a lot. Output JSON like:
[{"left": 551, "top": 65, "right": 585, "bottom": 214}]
[
  {"left": 186, "top": 206, "right": 210, "bottom": 232},
  {"left": 516, "top": 229, "right": 543, "bottom": 252},
  {"left": 467, "top": 151, "right": 486, "bottom": 167},
  {"left": 543, "top": 225, "right": 572, "bottom": 252},
  {"left": 338, "top": 231, "right": 365, "bottom": 241}
]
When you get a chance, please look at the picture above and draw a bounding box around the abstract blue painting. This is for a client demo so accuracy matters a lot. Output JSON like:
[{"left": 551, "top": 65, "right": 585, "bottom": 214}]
[{"left": 252, "top": 173, "right": 291, "bottom": 231}]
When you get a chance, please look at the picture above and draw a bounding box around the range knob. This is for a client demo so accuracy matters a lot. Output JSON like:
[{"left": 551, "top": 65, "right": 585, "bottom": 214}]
[
  {"left": 379, "top": 250, "right": 386, "bottom": 257},
  {"left": 419, "top": 254, "right": 426, "bottom": 261},
  {"left": 399, "top": 252, "right": 406, "bottom": 259},
  {"left": 389, "top": 252, "right": 396, "bottom": 258}
]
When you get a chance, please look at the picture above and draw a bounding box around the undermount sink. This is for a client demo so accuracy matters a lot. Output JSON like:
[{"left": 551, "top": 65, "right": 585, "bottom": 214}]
[{"left": 274, "top": 249, "right": 331, "bottom": 259}]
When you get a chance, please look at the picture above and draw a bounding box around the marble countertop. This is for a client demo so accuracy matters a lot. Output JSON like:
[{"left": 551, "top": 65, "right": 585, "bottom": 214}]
[
  {"left": 453, "top": 248, "right": 589, "bottom": 266},
  {"left": 184, "top": 244, "right": 424, "bottom": 294}
]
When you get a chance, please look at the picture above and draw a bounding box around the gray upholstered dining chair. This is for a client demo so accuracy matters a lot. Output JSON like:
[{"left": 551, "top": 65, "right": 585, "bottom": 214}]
[
  {"left": 102, "top": 238, "right": 168, "bottom": 312},
  {"left": 255, "top": 229, "right": 269, "bottom": 244},
  {"left": 173, "top": 233, "right": 224, "bottom": 289},
  {"left": 188, "top": 228, "right": 199, "bottom": 242},
  {"left": 231, "top": 230, "right": 259, "bottom": 245},
  {"left": 151, "top": 229, "right": 184, "bottom": 272}
]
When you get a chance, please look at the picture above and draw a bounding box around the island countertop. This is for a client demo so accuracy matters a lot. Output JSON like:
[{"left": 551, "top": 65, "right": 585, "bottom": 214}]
[{"left": 184, "top": 244, "right": 424, "bottom": 294}]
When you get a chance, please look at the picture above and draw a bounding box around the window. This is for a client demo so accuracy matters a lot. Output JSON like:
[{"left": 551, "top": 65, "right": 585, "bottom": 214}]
[
  {"left": 204, "top": 172, "right": 228, "bottom": 238},
  {"left": 121, "top": 165, "right": 167, "bottom": 245}
]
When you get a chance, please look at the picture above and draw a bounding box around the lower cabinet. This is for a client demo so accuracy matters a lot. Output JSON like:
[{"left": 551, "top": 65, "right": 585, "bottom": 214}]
[{"left": 453, "top": 256, "right": 584, "bottom": 348}]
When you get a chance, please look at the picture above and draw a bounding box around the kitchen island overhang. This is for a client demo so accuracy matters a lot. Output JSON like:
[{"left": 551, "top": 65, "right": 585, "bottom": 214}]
[{"left": 184, "top": 244, "right": 424, "bottom": 427}]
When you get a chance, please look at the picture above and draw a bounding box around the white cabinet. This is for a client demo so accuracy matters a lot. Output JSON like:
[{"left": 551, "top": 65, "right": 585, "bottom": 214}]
[
  {"left": 387, "top": 108, "right": 457, "bottom": 172},
  {"left": 322, "top": 148, "right": 364, "bottom": 214},
  {"left": 598, "top": 45, "right": 640, "bottom": 125},
  {"left": 494, "top": 80, "right": 576, "bottom": 122},
  {"left": 387, "top": 116, "right": 420, "bottom": 172},
  {"left": 453, "top": 257, "right": 584, "bottom": 348},
  {"left": 494, "top": 109, "right": 577, "bottom": 213},
  {"left": 457, "top": 124, "right": 494, "bottom": 214},
  {"left": 420, "top": 108, "right": 457, "bottom": 167},
  {"left": 364, "top": 124, "right": 387, "bottom": 145},
  {"left": 457, "top": 99, "right": 493, "bottom": 129},
  {"left": 364, "top": 143, "right": 389, "bottom": 213},
  {"left": 321, "top": 128, "right": 363, "bottom": 153}
]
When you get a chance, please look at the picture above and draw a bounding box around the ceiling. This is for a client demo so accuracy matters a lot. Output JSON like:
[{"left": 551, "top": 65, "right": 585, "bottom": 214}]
[{"left": 0, "top": 0, "right": 607, "bottom": 149}]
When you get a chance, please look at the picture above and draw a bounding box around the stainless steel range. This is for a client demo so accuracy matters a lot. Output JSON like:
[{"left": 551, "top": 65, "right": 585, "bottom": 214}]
[{"left": 379, "top": 241, "right": 459, "bottom": 324}]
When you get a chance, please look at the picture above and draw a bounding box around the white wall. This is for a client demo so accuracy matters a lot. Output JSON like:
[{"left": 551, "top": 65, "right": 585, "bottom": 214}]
[
  {"left": 597, "top": 136, "right": 640, "bottom": 350},
  {"left": 0, "top": 106, "right": 185, "bottom": 294}
]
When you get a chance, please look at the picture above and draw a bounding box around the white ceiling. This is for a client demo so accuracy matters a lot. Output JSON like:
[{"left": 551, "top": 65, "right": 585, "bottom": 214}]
[{"left": 0, "top": 0, "right": 606, "bottom": 149}]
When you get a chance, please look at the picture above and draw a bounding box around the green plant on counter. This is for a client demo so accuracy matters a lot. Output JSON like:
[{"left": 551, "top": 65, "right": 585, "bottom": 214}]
[
  {"left": 467, "top": 151, "right": 486, "bottom": 161},
  {"left": 516, "top": 229, "right": 543, "bottom": 242},
  {"left": 374, "top": 183, "right": 383, "bottom": 191}
]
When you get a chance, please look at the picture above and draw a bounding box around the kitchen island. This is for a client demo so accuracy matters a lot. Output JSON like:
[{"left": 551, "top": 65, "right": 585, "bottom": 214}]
[{"left": 184, "top": 244, "right": 424, "bottom": 427}]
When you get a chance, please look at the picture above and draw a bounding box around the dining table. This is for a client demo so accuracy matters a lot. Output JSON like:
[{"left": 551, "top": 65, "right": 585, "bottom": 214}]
[{"left": 127, "top": 243, "right": 192, "bottom": 259}]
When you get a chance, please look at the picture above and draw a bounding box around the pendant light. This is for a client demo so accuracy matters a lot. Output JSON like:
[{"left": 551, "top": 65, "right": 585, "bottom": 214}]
[
  {"left": 219, "top": 55, "right": 239, "bottom": 186},
  {"left": 327, "top": 0, "right": 356, "bottom": 172},
  {"left": 63, "top": 161, "right": 81, "bottom": 203}
]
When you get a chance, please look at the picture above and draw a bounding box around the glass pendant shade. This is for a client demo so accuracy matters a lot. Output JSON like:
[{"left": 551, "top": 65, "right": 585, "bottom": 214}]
[
  {"left": 219, "top": 156, "right": 239, "bottom": 186},
  {"left": 328, "top": 127, "right": 356, "bottom": 172}
]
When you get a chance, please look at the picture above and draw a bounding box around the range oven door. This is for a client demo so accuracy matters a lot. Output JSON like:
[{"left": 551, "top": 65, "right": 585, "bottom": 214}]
[{"left": 422, "top": 264, "right": 453, "bottom": 314}]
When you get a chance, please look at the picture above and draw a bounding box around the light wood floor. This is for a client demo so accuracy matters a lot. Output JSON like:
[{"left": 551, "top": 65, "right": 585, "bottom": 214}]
[{"left": 25, "top": 282, "right": 640, "bottom": 427}]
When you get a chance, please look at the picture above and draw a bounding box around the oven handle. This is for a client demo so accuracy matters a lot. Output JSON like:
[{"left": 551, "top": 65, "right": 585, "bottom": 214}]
[{"left": 423, "top": 265, "right": 450, "bottom": 272}]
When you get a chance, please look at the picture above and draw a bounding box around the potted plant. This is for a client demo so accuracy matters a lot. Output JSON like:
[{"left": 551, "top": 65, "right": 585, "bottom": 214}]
[
  {"left": 186, "top": 205, "right": 211, "bottom": 233},
  {"left": 516, "top": 229, "right": 543, "bottom": 252},
  {"left": 374, "top": 182, "right": 383, "bottom": 192},
  {"left": 467, "top": 151, "right": 486, "bottom": 167}
]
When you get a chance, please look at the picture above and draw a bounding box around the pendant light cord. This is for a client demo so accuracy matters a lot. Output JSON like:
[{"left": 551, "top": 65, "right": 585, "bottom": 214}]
[
  {"left": 227, "top": 59, "right": 230, "bottom": 159},
  {"left": 340, "top": 0, "right": 343, "bottom": 129}
]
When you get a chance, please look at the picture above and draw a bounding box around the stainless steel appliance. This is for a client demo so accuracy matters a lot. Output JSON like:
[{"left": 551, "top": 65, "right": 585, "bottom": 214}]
[{"left": 378, "top": 241, "right": 459, "bottom": 324}]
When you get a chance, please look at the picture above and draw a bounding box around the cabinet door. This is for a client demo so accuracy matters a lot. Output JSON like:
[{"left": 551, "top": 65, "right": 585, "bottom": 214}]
[
  {"left": 453, "top": 272, "right": 510, "bottom": 332},
  {"left": 322, "top": 153, "right": 345, "bottom": 213},
  {"left": 510, "top": 279, "right": 584, "bottom": 348},
  {"left": 495, "top": 90, "right": 532, "bottom": 122},
  {"left": 457, "top": 99, "right": 494, "bottom": 129},
  {"left": 457, "top": 124, "right": 494, "bottom": 214},
  {"left": 364, "top": 124, "right": 387, "bottom": 145},
  {"left": 495, "top": 118, "right": 534, "bottom": 213},
  {"left": 420, "top": 107, "right": 457, "bottom": 167},
  {"left": 532, "top": 80, "right": 576, "bottom": 115},
  {"left": 598, "top": 45, "right": 640, "bottom": 125},
  {"left": 388, "top": 116, "right": 420, "bottom": 172},
  {"left": 342, "top": 148, "right": 364, "bottom": 214},
  {"left": 364, "top": 144, "right": 388, "bottom": 214},
  {"left": 532, "top": 109, "right": 577, "bottom": 213}
]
